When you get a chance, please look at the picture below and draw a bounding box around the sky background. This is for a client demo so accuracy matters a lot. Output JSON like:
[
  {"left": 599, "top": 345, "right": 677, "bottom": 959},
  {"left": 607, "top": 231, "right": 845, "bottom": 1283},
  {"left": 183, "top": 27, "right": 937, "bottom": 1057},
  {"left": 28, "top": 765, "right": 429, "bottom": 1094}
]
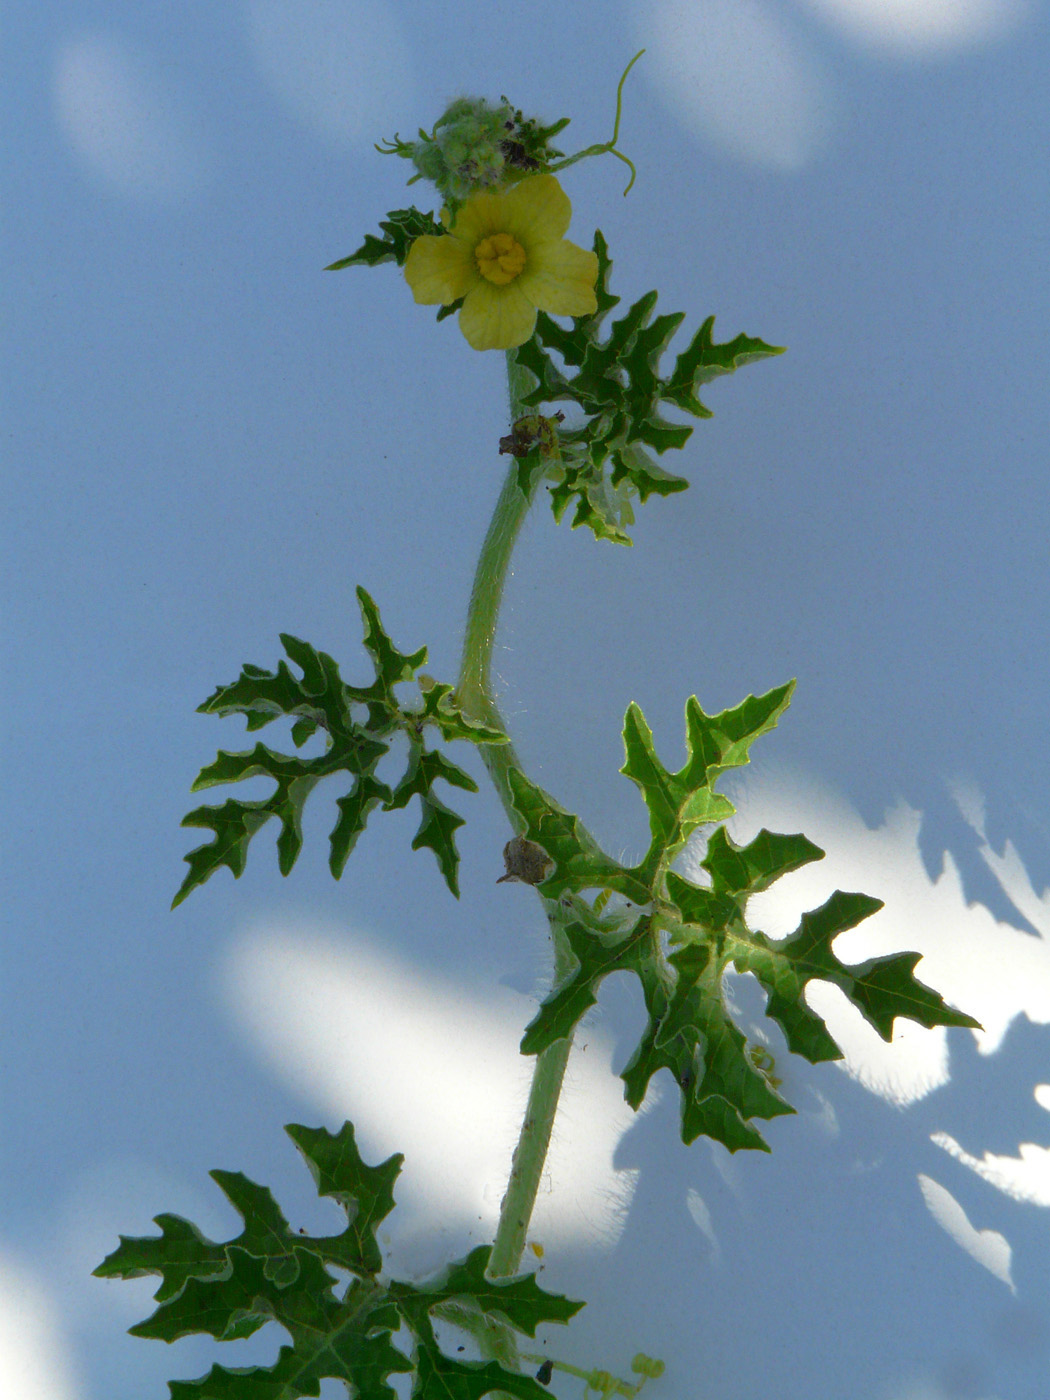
[{"left": 4, "top": 2, "right": 1050, "bottom": 1398}]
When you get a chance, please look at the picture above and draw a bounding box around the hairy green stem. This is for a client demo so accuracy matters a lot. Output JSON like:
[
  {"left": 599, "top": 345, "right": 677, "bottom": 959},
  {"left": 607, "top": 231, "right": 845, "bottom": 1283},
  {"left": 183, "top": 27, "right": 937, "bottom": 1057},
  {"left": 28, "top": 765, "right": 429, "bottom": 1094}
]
[
  {"left": 455, "top": 350, "right": 577, "bottom": 1284},
  {"left": 455, "top": 358, "right": 536, "bottom": 828},
  {"left": 486, "top": 1030, "right": 572, "bottom": 1279}
]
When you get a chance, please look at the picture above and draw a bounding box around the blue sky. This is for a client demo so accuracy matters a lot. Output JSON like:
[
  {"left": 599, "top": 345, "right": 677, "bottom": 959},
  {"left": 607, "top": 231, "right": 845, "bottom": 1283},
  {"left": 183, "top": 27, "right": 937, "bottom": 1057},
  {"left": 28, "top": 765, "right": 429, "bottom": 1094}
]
[{"left": 4, "top": 3, "right": 1050, "bottom": 1398}]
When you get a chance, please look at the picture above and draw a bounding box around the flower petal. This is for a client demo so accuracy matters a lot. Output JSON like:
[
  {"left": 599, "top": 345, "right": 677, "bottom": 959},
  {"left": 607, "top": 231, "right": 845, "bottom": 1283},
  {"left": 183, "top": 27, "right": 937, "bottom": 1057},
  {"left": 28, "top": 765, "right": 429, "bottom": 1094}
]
[
  {"left": 450, "top": 190, "right": 508, "bottom": 245},
  {"left": 519, "top": 239, "right": 599, "bottom": 317},
  {"left": 404, "top": 234, "right": 476, "bottom": 305},
  {"left": 503, "top": 174, "right": 572, "bottom": 244},
  {"left": 458, "top": 281, "right": 537, "bottom": 351}
]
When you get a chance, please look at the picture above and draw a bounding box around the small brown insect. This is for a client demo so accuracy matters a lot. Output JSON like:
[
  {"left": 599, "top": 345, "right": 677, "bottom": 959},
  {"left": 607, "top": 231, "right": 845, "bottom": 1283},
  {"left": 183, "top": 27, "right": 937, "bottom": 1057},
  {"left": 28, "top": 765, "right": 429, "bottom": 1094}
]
[
  {"left": 498, "top": 411, "right": 564, "bottom": 459},
  {"left": 535, "top": 1359, "right": 554, "bottom": 1386},
  {"left": 497, "top": 836, "right": 553, "bottom": 886}
]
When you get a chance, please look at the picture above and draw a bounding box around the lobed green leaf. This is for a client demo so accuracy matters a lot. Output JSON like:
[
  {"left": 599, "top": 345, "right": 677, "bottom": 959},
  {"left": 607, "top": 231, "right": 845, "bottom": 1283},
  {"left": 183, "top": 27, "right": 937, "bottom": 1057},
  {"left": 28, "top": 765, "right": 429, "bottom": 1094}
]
[
  {"left": 174, "top": 588, "right": 506, "bottom": 905},
  {"left": 393, "top": 1244, "right": 582, "bottom": 1338},
  {"left": 285, "top": 1121, "right": 402, "bottom": 1276},
  {"left": 619, "top": 944, "right": 794, "bottom": 1151},
  {"left": 621, "top": 682, "right": 794, "bottom": 881},
  {"left": 520, "top": 916, "right": 655, "bottom": 1054},
  {"left": 505, "top": 769, "right": 649, "bottom": 903},
  {"left": 507, "top": 682, "right": 978, "bottom": 1152},
  {"left": 513, "top": 230, "right": 784, "bottom": 544},
  {"left": 730, "top": 891, "right": 982, "bottom": 1061},
  {"left": 95, "top": 1123, "right": 400, "bottom": 1311},
  {"left": 325, "top": 207, "right": 444, "bottom": 270},
  {"left": 97, "top": 1123, "right": 580, "bottom": 1400}
]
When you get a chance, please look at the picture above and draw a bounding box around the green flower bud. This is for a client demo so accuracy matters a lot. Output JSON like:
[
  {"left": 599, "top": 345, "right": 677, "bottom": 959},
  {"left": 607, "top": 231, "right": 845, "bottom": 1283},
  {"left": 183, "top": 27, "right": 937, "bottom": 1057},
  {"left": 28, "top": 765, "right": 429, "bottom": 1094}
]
[{"left": 408, "top": 96, "right": 568, "bottom": 210}]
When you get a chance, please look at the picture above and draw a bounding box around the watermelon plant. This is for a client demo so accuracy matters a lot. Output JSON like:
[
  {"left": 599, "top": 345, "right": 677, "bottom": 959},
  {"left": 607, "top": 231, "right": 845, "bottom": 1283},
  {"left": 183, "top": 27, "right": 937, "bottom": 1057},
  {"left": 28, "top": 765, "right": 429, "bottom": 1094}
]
[{"left": 96, "top": 56, "right": 979, "bottom": 1398}]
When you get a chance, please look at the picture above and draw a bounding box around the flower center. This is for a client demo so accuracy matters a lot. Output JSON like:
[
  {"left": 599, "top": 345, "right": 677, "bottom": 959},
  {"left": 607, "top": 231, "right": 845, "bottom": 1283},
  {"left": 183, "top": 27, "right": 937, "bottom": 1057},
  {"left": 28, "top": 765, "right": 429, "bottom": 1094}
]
[{"left": 474, "top": 232, "right": 526, "bottom": 286}]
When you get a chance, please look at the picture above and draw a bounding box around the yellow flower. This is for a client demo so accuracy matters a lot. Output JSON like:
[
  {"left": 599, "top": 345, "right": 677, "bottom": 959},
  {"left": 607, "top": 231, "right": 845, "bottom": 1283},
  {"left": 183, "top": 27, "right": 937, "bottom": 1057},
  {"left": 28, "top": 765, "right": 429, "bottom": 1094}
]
[{"left": 403, "top": 174, "right": 598, "bottom": 351}]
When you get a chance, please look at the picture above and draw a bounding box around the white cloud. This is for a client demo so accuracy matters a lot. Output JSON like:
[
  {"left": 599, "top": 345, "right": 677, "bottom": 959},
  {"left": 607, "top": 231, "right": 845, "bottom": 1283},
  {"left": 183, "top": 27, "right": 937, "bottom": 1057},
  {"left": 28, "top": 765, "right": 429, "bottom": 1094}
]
[
  {"left": 637, "top": 0, "right": 836, "bottom": 170},
  {"left": 796, "top": 0, "right": 1030, "bottom": 57},
  {"left": 244, "top": 0, "right": 414, "bottom": 149},
  {"left": 0, "top": 1253, "right": 80, "bottom": 1400},
  {"left": 917, "top": 1173, "right": 1015, "bottom": 1289},
  {"left": 222, "top": 921, "right": 643, "bottom": 1265},
  {"left": 53, "top": 34, "right": 211, "bottom": 202}
]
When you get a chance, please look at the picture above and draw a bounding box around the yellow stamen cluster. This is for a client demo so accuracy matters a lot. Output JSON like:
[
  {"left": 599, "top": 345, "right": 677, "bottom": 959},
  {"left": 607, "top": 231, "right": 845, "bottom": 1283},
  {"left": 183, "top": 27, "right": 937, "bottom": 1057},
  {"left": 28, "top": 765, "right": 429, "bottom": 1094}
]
[{"left": 475, "top": 233, "right": 527, "bottom": 286}]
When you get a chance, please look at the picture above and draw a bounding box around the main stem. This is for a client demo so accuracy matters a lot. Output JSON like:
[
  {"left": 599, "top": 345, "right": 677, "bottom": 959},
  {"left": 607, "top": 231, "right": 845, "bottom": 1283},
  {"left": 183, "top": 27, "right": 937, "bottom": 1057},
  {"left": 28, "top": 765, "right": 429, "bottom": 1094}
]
[
  {"left": 456, "top": 353, "right": 537, "bottom": 829},
  {"left": 456, "top": 349, "right": 574, "bottom": 1282}
]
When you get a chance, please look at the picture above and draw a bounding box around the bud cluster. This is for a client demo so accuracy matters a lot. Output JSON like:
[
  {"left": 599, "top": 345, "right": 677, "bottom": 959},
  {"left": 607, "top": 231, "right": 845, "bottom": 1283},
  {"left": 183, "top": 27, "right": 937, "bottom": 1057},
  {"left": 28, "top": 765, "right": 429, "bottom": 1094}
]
[{"left": 379, "top": 97, "right": 569, "bottom": 210}]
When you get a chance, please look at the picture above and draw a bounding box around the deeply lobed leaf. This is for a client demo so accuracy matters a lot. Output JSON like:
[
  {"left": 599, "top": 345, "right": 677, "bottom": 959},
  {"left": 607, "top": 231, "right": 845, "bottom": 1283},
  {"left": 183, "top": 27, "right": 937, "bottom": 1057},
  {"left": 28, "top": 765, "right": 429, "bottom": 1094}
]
[
  {"left": 514, "top": 230, "right": 784, "bottom": 544},
  {"left": 286, "top": 1121, "right": 402, "bottom": 1277},
  {"left": 324, "top": 207, "right": 463, "bottom": 325},
  {"left": 621, "top": 683, "right": 794, "bottom": 881},
  {"left": 95, "top": 1123, "right": 399, "bottom": 1306},
  {"left": 509, "top": 685, "right": 979, "bottom": 1152},
  {"left": 394, "top": 1244, "right": 582, "bottom": 1337},
  {"left": 96, "top": 1122, "right": 581, "bottom": 1400},
  {"left": 174, "top": 587, "right": 507, "bottom": 905},
  {"left": 325, "top": 208, "right": 444, "bottom": 270},
  {"left": 619, "top": 943, "right": 794, "bottom": 1151},
  {"left": 505, "top": 770, "right": 649, "bottom": 904}
]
